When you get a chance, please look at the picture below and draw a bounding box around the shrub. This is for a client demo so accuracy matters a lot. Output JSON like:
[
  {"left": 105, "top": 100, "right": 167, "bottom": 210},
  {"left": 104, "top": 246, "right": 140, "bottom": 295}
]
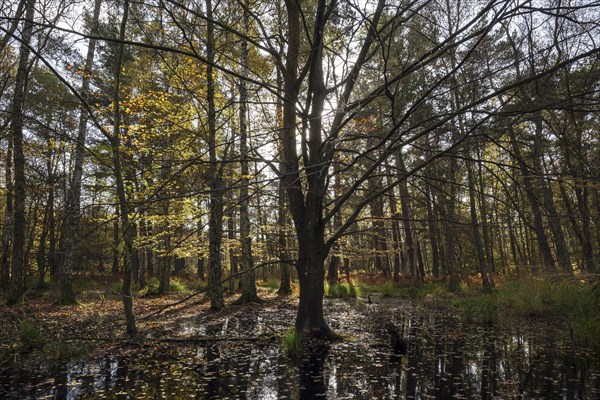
[{"left": 19, "top": 320, "right": 46, "bottom": 351}]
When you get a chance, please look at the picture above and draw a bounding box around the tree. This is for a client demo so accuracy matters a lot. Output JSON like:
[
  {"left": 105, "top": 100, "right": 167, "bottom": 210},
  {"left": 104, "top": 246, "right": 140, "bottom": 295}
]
[
  {"left": 109, "top": 0, "right": 137, "bottom": 335},
  {"left": 58, "top": 0, "right": 102, "bottom": 304},
  {"left": 6, "top": 0, "right": 35, "bottom": 305}
]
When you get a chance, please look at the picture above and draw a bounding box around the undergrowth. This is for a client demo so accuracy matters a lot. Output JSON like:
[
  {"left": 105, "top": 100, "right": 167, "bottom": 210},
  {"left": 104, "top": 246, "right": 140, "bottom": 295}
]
[
  {"left": 451, "top": 276, "right": 600, "bottom": 346},
  {"left": 325, "top": 282, "right": 360, "bottom": 298},
  {"left": 17, "top": 320, "right": 80, "bottom": 360}
]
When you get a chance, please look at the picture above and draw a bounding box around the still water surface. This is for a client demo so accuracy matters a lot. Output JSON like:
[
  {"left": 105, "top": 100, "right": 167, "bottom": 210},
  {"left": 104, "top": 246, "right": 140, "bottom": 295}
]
[{"left": 2, "top": 298, "right": 598, "bottom": 399}]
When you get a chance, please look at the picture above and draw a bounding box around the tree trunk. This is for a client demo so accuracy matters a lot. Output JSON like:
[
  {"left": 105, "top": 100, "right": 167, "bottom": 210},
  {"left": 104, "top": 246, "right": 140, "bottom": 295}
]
[
  {"left": 110, "top": 0, "right": 137, "bottom": 335},
  {"left": 384, "top": 168, "right": 402, "bottom": 284},
  {"left": 397, "top": 153, "right": 420, "bottom": 286},
  {"left": 36, "top": 198, "right": 49, "bottom": 288},
  {"left": 478, "top": 158, "right": 495, "bottom": 282},
  {"left": 1, "top": 136, "right": 13, "bottom": 288},
  {"left": 277, "top": 172, "right": 291, "bottom": 294},
  {"left": 227, "top": 208, "right": 237, "bottom": 293},
  {"left": 446, "top": 158, "right": 460, "bottom": 292},
  {"left": 327, "top": 166, "right": 342, "bottom": 286},
  {"left": 58, "top": 0, "right": 102, "bottom": 304},
  {"left": 7, "top": 0, "right": 35, "bottom": 305},
  {"left": 466, "top": 157, "right": 491, "bottom": 293},
  {"left": 531, "top": 113, "right": 572, "bottom": 274},
  {"left": 508, "top": 126, "right": 556, "bottom": 271},
  {"left": 236, "top": 2, "right": 260, "bottom": 303},
  {"left": 158, "top": 253, "right": 171, "bottom": 295},
  {"left": 206, "top": 0, "right": 224, "bottom": 310},
  {"left": 196, "top": 218, "right": 205, "bottom": 280},
  {"left": 112, "top": 217, "right": 119, "bottom": 274},
  {"left": 295, "top": 220, "right": 329, "bottom": 335}
]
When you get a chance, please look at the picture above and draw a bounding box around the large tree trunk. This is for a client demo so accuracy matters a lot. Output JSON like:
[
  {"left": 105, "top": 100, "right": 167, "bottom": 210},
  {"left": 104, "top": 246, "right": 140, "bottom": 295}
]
[
  {"left": 295, "top": 218, "right": 329, "bottom": 335},
  {"left": 58, "top": 0, "right": 102, "bottom": 304},
  {"left": 275, "top": 68, "right": 291, "bottom": 295},
  {"left": 110, "top": 0, "right": 137, "bottom": 335},
  {"left": 206, "top": 0, "right": 224, "bottom": 310},
  {"left": 236, "top": 2, "right": 259, "bottom": 303},
  {"left": 7, "top": 0, "right": 35, "bottom": 305}
]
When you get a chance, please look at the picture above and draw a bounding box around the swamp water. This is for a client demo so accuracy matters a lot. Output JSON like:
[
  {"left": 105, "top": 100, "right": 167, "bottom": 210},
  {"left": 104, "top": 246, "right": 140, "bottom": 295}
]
[{"left": 1, "top": 297, "right": 599, "bottom": 399}]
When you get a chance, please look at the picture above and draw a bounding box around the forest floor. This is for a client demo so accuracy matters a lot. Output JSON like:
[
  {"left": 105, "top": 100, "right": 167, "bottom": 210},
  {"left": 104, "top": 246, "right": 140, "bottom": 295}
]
[
  {"left": 1, "top": 272, "right": 600, "bottom": 365},
  {"left": 0, "top": 278, "right": 288, "bottom": 368}
]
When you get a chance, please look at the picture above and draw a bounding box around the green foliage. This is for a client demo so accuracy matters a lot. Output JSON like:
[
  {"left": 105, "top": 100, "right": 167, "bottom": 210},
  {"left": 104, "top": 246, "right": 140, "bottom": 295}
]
[
  {"left": 261, "top": 278, "right": 281, "bottom": 291},
  {"left": 42, "top": 339, "right": 79, "bottom": 360},
  {"left": 325, "top": 282, "right": 360, "bottom": 299},
  {"left": 362, "top": 280, "right": 399, "bottom": 297},
  {"left": 281, "top": 329, "right": 303, "bottom": 358},
  {"left": 73, "top": 277, "right": 101, "bottom": 293},
  {"left": 449, "top": 277, "right": 600, "bottom": 344},
  {"left": 169, "top": 278, "right": 188, "bottom": 293},
  {"left": 451, "top": 296, "right": 498, "bottom": 323},
  {"left": 110, "top": 281, "right": 123, "bottom": 294},
  {"left": 18, "top": 320, "right": 46, "bottom": 351}
]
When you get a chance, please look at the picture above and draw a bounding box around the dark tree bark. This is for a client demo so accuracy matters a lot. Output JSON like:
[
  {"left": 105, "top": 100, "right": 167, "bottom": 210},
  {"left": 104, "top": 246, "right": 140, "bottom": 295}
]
[
  {"left": 6, "top": 0, "right": 35, "bottom": 305},
  {"left": 206, "top": 0, "right": 224, "bottom": 310},
  {"left": 275, "top": 69, "right": 291, "bottom": 295}
]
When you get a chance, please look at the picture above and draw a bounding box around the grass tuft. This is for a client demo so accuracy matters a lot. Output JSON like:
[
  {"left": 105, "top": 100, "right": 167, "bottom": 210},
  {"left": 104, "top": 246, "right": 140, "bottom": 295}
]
[{"left": 281, "top": 329, "right": 304, "bottom": 357}]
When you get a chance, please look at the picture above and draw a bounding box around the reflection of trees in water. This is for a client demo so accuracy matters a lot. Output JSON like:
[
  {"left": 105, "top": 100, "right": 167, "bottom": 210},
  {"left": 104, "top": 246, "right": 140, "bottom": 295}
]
[
  {"left": 481, "top": 328, "right": 497, "bottom": 399},
  {"left": 299, "top": 341, "right": 329, "bottom": 400},
  {"left": 6, "top": 302, "right": 600, "bottom": 399},
  {"left": 204, "top": 323, "right": 221, "bottom": 398}
]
